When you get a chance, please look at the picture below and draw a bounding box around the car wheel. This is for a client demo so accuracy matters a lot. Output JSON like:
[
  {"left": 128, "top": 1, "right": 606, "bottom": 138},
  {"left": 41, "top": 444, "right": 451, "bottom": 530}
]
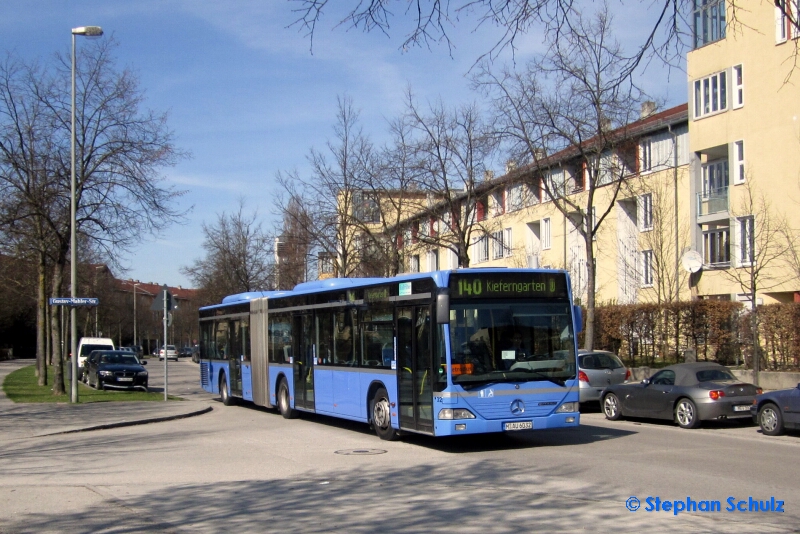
[
  {"left": 220, "top": 373, "right": 233, "bottom": 406},
  {"left": 277, "top": 378, "right": 299, "bottom": 419},
  {"left": 602, "top": 393, "right": 622, "bottom": 421},
  {"left": 758, "top": 403, "right": 784, "bottom": 436},
  {"left": 371, "top": 387, "right": 399, "bottom": 441},
  {"left": 675, "top": 398, "right": 700, "bottom": 429}
]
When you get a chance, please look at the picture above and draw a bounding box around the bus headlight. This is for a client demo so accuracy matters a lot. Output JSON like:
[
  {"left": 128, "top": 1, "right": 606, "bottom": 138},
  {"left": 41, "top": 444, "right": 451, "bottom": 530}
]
[
  {"left": 438, "top": 408, "right": 476, "bottom": 420},
  {"left": 555, "top": 402, "right": 578, "bottom": 413}
]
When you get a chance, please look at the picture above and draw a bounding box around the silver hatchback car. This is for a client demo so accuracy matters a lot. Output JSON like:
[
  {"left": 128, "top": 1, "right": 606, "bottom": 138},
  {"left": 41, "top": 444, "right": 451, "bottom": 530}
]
[{"left": 578, "top": 350, "right": 630, "bottom": 403}]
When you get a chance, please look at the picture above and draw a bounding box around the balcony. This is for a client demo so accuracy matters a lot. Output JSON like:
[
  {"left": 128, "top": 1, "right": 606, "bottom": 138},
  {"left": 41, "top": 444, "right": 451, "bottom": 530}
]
[{"left": 697, "top": 186, "right": 728, "bottom": 217}]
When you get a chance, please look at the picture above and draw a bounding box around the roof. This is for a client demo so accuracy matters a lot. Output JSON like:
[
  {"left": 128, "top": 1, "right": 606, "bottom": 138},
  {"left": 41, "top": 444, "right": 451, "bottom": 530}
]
[{"left": 118, "top": 279, "right": 198, "bottom": 301}]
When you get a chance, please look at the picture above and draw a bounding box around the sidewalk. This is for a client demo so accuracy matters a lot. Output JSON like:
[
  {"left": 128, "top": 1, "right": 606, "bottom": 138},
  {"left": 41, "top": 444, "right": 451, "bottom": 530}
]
[{"left": 0, "top": 359, "right": 213, "bottom": 440}]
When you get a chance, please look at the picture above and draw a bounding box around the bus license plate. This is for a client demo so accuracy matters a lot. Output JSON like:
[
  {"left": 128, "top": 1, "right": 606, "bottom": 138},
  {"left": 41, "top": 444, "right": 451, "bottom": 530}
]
[
  {"left": 504, "top": 421, "right": 533, "bottom": 431},
  {"left": 733, "top": 405, "right": 750, "bottom": 412}
]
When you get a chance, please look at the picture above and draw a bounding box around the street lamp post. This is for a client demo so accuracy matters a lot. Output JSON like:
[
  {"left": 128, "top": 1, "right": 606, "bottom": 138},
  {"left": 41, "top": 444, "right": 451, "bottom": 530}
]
[
  {"left": 70, "top": 25, "right": 103, "bottom": 404},
  {"left": 133, "top": 282, "right": 140, "bottom": 348}
]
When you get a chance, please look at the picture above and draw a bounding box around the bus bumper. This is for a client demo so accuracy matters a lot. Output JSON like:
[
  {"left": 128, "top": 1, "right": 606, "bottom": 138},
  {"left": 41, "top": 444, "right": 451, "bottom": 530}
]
[{"left": 432, "top": 412, "right": 580, "bottom": 436}]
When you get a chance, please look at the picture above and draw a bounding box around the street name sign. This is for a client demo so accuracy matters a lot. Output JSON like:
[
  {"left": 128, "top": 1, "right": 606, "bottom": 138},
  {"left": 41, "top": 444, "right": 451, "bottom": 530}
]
[{"left": 48, "top": 297, "right": 99, "bottom": 306}]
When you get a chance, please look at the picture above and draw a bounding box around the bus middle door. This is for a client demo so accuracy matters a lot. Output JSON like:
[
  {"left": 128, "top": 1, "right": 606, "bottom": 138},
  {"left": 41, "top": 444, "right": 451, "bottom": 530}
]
[{"left": 293, "top": 314, "right": 315, "bottom": 411}]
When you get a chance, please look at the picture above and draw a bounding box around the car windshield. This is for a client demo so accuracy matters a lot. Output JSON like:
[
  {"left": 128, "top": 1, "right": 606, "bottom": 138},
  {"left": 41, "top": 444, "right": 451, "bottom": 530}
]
[
  {"left": 696, "top": 369, "right": 736, "bottom": 382},
  {"left": 580, "top": 353, "right": 623, "bottom": 370},
  {"left": 100, "top": 354, "right": 140, "bottom": 365},
  {"left": 80, "top": 344, "right": 113, "bottom": 356},
  {"left": 449, "top": 302, "right": 576, "bottom": 388}
]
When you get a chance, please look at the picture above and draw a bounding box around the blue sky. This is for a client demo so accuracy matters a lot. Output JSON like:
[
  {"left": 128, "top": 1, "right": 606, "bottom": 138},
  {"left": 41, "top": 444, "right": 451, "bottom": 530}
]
[{"left": 0, "top": 1, "right": 688, "bottom": 290}]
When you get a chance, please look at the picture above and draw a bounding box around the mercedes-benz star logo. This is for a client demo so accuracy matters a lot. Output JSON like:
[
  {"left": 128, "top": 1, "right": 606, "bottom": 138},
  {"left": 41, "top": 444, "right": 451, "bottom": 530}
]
[{"left": 510, "top": 399, "right": 525, "bottom": 415}]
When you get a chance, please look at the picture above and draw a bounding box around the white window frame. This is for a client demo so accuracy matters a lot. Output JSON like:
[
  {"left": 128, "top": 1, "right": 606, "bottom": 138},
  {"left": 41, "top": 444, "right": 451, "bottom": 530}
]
[
  {"left": 777, "top": 0, "right": 788, "bottom": 43},
  {"left": 693, "top": 70, "right": 727, "bottom": 119},
  {"left": 702, "top": 159, "right": 729, "bottom": 197},
  {"left": 640, "top": 138, "right": 653, "bottom": 173},
  {"left": 507, "top": 183, "right": 524, "bottom": 212},
  {"left": 640, "top": 193, "right": 654, "bottom": 231},
  {"left": 641, "top": 250, "right": 654, "bottom": 287},
  {"left": 694, "top": 0, "right": 726, "bottom": 48},
  {"left": 732, "top": 64, "right": 744, "bottom": 109},
  {"left": 473, "top": 236, "right": 489, "bottom": 264},
  {"left": 738, "top": 216, "right": 755, "bottom": 266},
  {"left": 427, "top": 249, "right": 439, "bottom": 271},
  {"left": 542, "top": 218, "right": 552, "bottom": 250},
  {"left": 410, "top": 255, "right": 420, "bottom": 273},
  {"left": 733, "top": 141, "right": 745, "bottom": 185},
  {"left": 703, "top": 226, "right": 731, "bottom": 266}
]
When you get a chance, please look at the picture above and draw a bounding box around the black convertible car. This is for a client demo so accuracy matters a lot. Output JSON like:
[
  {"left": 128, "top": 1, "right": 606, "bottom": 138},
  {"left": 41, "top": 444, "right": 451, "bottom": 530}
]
[
  {"left": 751, "top": 383, "right": 800, "bottom": 436},
  {"left": 601, "top": 362, "right": 761, "bottom": 429},
  {"left": 85, "top": 350, "right": 149, "bottom": 392}
]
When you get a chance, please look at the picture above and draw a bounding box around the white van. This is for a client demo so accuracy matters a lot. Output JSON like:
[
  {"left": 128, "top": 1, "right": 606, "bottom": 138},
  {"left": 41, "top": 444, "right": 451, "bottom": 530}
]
[{"left": 77, "top": 337, "right": 115, "bottom": 369}]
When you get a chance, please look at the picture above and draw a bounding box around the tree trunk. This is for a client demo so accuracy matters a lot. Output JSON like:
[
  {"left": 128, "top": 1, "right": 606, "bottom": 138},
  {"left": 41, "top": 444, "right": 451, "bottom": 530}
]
[
  {"left": 51, "top": 260, "right": 66, "bottom": 395},
  {"left": 36, "top": 250, "right": 47, "bottom": 385},
  {"left": 583, "top": 233, "right": 596, "bottom": 351}
]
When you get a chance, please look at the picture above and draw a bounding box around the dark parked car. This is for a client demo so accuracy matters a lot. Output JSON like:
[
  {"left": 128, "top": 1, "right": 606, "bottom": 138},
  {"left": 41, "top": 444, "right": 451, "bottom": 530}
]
[
  {"left": 578, "top": 350, "right": 630, "bottom": 403},
  {"left": 84, "top": 350, "right": 148, "bottom": 392},
  {"left": 601, "top": 362, "right": 762, "bottom": 429},
  {"left": 179, "top": 346, "right": 193, "bottom": 357},
  {"left": 751, "top": 383, "right": 800, "bottom": 436}
]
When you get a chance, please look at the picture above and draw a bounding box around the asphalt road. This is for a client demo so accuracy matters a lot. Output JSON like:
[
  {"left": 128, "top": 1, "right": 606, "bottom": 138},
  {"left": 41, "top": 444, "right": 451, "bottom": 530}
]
[{"left": 1, "top": 360, "right": 798, "bottom": 533}]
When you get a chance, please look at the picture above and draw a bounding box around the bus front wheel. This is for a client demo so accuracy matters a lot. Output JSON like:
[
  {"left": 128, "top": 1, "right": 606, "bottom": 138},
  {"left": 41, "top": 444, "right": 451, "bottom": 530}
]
[
  {"left": 371, "top": 387, "right": 399, "bottom": 441},
  {"left": 278, "top": 378, "right": 299, "bottom": 419},
  {"left": 220, "top": 373, "right": 233, "bottom": 406}
]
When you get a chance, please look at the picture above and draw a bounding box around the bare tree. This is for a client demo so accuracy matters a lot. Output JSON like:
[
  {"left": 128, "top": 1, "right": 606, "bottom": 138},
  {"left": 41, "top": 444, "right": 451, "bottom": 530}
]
[
  {"left": 275, "top": 197, "right": 312, "bottom": 288},
  {"left": 402, "top": 89, "right": 498, "bottom": 268},
  {"left": 276, "top": 95, "right": 374, "bottom": 278},
  {"left": 476, "top": 7, "right": 647, "bottom": 350},
  {"left": 182, "top": 199, "right": 275, "bottom": 306},
  {"left": 0, "top": 40, "right": 188, "bottom": 392},
  {"left": 721, "top": 179, "right": 791, "bottom": 385},
  {"left": 288, "top": 0, "right": 685, "bottom": 68}
]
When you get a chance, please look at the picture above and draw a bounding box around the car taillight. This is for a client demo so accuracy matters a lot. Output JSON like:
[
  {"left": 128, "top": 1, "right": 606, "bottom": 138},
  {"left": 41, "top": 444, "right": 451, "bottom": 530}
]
[
  {"left": 709, "top": 390, "right": 725, "bottom": 400},
  {"left": 579, "top": 370, "right": 589, "bottom": 383},
  {"left": 624, "top": 369, "right": 631, "bottom": 381},
  {"left": 756, "top": 388, "right": 763, "bottom": 395}
]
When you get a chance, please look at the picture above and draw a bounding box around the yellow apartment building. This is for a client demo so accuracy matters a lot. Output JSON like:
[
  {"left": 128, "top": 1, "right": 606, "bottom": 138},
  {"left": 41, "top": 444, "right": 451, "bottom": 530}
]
[{"left": 687, "top": 0, "right": 800, "bottom": 305}]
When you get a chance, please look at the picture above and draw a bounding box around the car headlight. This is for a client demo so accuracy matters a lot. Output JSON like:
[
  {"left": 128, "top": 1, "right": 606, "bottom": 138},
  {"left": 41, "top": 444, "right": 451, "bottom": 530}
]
[
  {"left": 137, "top": 371, "right": 148, "bottom": 377},
  {"left": 438, "top": 408, "right": 476, "bottom": 420},
  {"left": 99, "top": 370, "right": 114, "bottom": 377},
  {"left": 556, "top": 402, "right": 579, "bottom": 413}
]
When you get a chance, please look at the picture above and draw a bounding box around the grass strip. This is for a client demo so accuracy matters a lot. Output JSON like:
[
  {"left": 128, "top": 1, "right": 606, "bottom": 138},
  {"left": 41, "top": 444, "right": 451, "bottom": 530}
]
[{"left": 2, "top": 364, "right": 180, "bottom": 403}]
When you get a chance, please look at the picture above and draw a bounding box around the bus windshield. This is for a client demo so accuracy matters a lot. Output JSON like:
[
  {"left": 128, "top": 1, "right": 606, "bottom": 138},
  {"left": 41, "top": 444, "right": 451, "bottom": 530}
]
[{"left": 448, "top": 302, "right": 576, "bottom": 388}]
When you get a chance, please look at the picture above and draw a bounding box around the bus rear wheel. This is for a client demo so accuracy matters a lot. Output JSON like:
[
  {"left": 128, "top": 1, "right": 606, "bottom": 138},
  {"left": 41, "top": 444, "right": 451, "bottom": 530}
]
[
  {"left": 371, "top": 387, "right": 399, "bottom": 441},
  {"left": 220, "top": 373, "right": 233, "bottom": 406},
  {"left": 278, "top": 378, "right": 299, "bottom": 419}
]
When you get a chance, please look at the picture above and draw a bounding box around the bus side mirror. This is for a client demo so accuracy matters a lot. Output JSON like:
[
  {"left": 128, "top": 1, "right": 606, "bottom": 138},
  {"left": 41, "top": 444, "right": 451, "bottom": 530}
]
[
  {"left": 573, "top": 305, "right": 583, "bottom": 333},
  {"left": 436, "top": 291, "right": 449, "bottom": 324}
]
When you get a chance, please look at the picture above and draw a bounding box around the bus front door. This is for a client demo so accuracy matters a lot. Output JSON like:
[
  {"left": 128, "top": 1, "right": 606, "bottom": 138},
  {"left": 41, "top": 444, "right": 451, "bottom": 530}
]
[
  {"left": 397, "top": 306, "right": 433, "bottom": 433},
  {"left": 293, "top": 314, "right": 315, "bottom": 411}
]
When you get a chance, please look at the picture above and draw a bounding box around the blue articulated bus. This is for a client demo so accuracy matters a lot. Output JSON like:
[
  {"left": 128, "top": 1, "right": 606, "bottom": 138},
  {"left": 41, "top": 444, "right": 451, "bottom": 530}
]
[{"left": 198, "top": 268, "right": 583, "bottom": 440}]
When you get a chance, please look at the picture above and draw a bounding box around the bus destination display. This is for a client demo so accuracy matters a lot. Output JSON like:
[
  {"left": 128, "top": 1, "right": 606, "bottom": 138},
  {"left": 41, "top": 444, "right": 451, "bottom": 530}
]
[{"left": 449, "top": 272, "right": 568, "bottom": 299}]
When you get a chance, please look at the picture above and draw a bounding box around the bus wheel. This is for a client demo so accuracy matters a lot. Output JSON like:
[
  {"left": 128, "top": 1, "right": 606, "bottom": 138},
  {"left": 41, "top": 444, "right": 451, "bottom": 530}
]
[
  {"left": 371, "top": 387, "right": 399, "bottom": 441},
  {"left": 278, "top": 378, "right": 299, "bottom": 419},
  {"left": 220, "top": 373, "right": 233, "bottom": 406}
]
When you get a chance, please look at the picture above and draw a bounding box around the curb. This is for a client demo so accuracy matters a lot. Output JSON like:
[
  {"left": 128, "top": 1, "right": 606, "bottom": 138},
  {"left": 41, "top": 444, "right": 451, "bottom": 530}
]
[{"left": 36, "top": 405, "right": 214, "bottom": 437}]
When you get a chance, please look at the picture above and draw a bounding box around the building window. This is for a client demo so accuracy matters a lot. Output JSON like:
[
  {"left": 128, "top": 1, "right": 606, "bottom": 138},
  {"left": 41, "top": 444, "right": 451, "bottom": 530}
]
[
  {"left": 353, "top": 192, "right": 380, "bottom": 223},
  {"left": 410, "top": 255, "right": 420, "bottom": 273},
  {"left": 640, "top": 138, "right": 653, "bottom": 172},
  {"left": 507, "top": 183, "right": 524, "bottom": 212},
  {"left": 476, "top": 196, "right": 487, "bottom": 222},
  {"left": 641, "top": 250, "right": 654, "bottom": 287},
  {"left": 491, "top": 228, "right": 513, "bottom": 259},
  {"left": 473, "top": 236, "right": 489, "bottom": 263},
  {"left": 739, "top": 216, "right": 754, "bottom": 265},
  {"left": 491, "top": 191, "right": 505, "bottom": 217},
  {"left": 732, "top": 65, "right": 744, "bottom": 108},
  {"left": 411, "top": 221, "right": 419, "bottom": 244},
  {"left": 694, "top": 0, "right": 726, "bottom": 48},
  {"left": 703, "top": 227, "right": 730, "bottom": 266},
  {"left": 693, "top": 70, "right": 727, "bottom": 119},
  {"left": 734, "top": 141, "right": 745, "bottom": 184},
  {"left": 542, "top": 218, "right": 551, "bottom": 250},
  {"left": 640, "top": 193, "right": 653, "bottom": 231},
  {"left": 702, "top": 159, "right": 729, "bottom": 197},
  {"left": 428, "top": 249, "right": 439, "bottom": 271},
  {"left": 777, "top": 0, "right": 788, "bottom": 43}
]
